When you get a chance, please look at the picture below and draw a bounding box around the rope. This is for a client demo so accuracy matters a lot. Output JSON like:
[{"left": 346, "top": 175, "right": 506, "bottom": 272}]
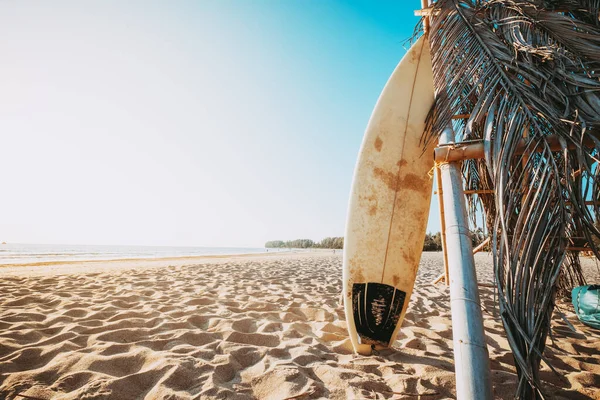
[
  {"left": 427, "top": 145, "right": 454, "bottom": 179},
  {"left": 428, "top": 161, "right": 450, "bottom": 179}
]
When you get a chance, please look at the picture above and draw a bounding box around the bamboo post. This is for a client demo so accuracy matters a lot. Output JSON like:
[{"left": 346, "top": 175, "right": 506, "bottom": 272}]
[
  {"left": 421, "top": 0, "right": 430, "bottom": 33},
  {"left": 438, "top": 124, "right": 493, "bottom": 400},
  {"left": 436, "top": 165, "right": 450, "bottom": 286}
]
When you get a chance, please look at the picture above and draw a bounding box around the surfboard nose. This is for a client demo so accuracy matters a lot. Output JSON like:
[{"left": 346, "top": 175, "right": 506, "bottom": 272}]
[{"left": 351, "top": 282, "right": 406, "bottom": 347}]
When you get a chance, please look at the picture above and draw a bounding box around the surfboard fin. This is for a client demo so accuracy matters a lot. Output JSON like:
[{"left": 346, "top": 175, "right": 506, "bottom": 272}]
[{"left": 352, "top": 282, "right": 406, "bottom": 347}]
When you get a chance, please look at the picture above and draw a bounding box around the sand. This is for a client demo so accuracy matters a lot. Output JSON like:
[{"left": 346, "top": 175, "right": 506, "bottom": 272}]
[{"left": 0, "top": 252, "right": 599, "bottom": 399}]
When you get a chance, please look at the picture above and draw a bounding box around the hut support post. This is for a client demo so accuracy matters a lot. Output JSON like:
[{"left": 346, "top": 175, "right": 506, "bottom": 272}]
[
  {"left": 436, "top": 166, "right": 449, "bottom": 285},
  {"left": 438, "top": 124, "right": 493, "bottom": 400}
]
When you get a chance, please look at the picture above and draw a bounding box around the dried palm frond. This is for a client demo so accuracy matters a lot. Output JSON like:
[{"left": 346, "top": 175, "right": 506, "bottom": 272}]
[
  {"left": 557, "top": 250, "right": 586, "bottom": 297},
  {"left": 421, "top": 1, "right": 600, "bottom": 398}
]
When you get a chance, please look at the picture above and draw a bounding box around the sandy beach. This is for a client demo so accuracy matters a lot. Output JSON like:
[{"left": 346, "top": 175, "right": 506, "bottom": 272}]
[{"left": 1, "top": 252, "right": 599, "bottom": 399}]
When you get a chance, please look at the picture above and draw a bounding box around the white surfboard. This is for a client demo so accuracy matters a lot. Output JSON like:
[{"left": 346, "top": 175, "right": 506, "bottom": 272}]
[{"left": 343, "top": 35, "right": 435, "bottom": 355}]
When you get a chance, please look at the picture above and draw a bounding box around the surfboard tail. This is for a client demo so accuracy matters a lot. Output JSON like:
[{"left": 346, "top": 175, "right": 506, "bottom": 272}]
[{"left": 352, "top": 282, "right": 406, "bottom": 347}]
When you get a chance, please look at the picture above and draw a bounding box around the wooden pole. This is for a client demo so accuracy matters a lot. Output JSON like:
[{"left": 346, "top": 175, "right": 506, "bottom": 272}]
[
  {"left": 421, "top": 0, "right": 430, "bottom": 33},
  {"left": 436, "top": 165, "right": 450, "bottom": 286}
]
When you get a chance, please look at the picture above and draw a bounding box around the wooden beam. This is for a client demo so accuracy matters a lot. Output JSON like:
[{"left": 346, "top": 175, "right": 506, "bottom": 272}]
[
  {"left": 566, "top": 247, "right": 592, "bottom": 252},
  {"left": 465, "top": 190, "right": 495, "bottom": 195},
  {"left": 417, "top": 8, "right": 590, "bottom": 17},
  {"left": 434, "top": 135, "right": 596, "bottom": 162},
  {"left": 569, "top": 201, "right": 600, "bottom": 206},
  {"left": 452, "top": 114, "right": 471, "bottom": 120},
  {"left": 435, "top": 142, "right": 485, "bottom": 162},
  {"left": 434, "top": 189, "right": 494, "bottom": 195},
  {"left": 431, "top": 272, "right": 446, "bottom": 285},
  {"left": 472, "top": 237, "right": 490, "bottom": 254},
  {"left": 415, "top": 7, "right": 434, "bottom": 17}
]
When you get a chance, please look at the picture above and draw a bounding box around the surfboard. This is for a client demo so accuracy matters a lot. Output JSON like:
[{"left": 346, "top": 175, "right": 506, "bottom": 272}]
[{"left": 342, "top": 35, "right": 435, "bottom": 355}]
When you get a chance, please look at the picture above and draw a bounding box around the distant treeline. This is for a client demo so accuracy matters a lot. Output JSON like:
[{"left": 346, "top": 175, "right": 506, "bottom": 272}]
[
  {"left": 423, "top": 229, "right": 488, "bottom": 252},
  {"left": 423, "top": 232, "right": 443, "bottom": 251},
  {"left": 267, "top": 230, "right": 488, "bottom": 252},
  {"left": 265, "top": 237, "right": 344, "bottom": 249}
]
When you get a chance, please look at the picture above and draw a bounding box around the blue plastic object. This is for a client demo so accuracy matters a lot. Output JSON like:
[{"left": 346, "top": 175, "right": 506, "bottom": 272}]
[{"left": 571, "top": 285, "right": 600, "bottom": 330}]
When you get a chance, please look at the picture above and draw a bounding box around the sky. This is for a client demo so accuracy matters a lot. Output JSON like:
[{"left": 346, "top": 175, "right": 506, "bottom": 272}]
[{"left": 0, "top": 0, "right": 440, "bottom": 248}]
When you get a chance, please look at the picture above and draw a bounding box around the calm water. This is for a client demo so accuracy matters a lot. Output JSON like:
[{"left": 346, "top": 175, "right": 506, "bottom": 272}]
[{"left": 0, "top": 243, "right": 288, "bottom": 265}]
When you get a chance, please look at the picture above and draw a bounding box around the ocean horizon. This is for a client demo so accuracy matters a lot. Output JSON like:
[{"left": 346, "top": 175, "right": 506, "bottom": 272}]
[{"left": 0, "top": 243, "right": 291, "bottom": 265}]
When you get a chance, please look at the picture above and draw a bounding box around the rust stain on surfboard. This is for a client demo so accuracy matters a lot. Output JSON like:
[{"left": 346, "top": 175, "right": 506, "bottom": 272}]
[
  {"left": 350, "top": 256, "right": 365, "bottom": 283},
  {"left": 398, "top": 173, "right": 429, "bottom": 193},
  {"left": 373, "top": 167, "right": 398, "bottom": 191},
  {"left": 410, "top": 44, "right": 421, "bottom": 63},
  {"left": 402, "top": 250, "right": 417, "bottom": 267},
  {"left": 374, "top": 136, "right": 383, "bottom": 152},
  {"left": 373, "top": 168, "right": 429, "bottom": 193},
  {"left": 359, "top": 192, "right": 379, "bottom": 216},
  {"left": 352, "top": 268, "right": 365, "bottom": 283}
]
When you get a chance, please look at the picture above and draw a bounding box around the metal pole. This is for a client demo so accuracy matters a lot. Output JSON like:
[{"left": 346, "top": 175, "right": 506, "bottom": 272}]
[{"left": 438, "top": 124, "right": 493, "bottom": 400}]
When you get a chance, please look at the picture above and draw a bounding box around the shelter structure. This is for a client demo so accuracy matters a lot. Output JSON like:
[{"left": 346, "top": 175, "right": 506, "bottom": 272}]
[{"left": 417, "top": 0, "right": 599, "bottom": 398}]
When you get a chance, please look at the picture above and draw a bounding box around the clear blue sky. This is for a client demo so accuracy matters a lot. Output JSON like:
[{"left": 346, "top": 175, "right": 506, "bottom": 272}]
[{"left": 0, "top": 0, "right": 440, "bottom": 247}]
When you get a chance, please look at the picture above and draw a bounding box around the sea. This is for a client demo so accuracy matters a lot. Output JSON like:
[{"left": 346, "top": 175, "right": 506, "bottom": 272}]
[{"left": 0, "top": 243, "right": 289, "bottom": 265}]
